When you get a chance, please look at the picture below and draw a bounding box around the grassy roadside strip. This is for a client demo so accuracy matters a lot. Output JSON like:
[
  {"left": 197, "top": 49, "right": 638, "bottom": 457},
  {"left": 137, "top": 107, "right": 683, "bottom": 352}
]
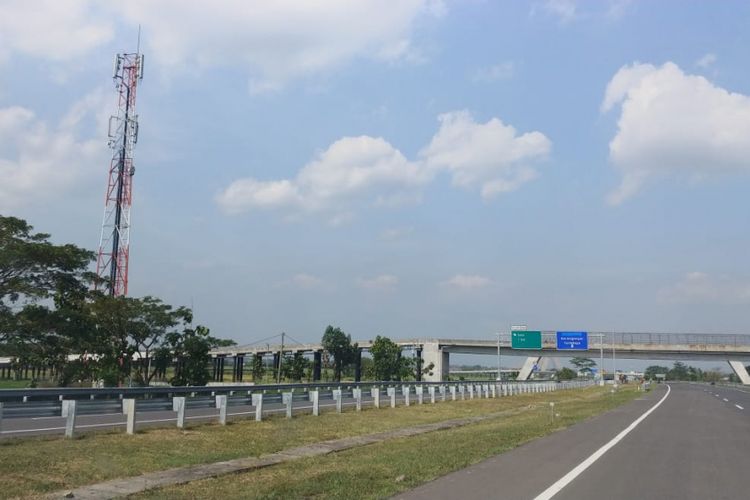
[
  {"left": 0, "top": 386, "right": 635, "bottom": 499},
  {"left": 137, "top": 386, "right": 641, "bottom": 499}
]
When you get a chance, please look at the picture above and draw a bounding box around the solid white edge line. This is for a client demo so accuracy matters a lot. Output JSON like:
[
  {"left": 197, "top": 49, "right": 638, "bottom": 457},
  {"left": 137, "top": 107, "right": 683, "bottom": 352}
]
[
  {"left": 736, "top": 404, "right": 744, "bottom": 410},
  {"left": 533, "top": 384, "right": 671, "bottom": 500}
]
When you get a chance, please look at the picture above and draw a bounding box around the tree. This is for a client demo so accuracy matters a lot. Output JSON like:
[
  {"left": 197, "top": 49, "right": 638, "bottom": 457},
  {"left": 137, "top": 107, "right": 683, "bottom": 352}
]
[
  {"left": 282, "top": 352, "right": 309, "bottom": 382},
  {"left": 557, "top": 367, "right": 577, "bottom": 381},
  {"left": 167, "top": 325, "right": 224, "bottom": 386},
  {"left": 644, "top": 365, "right": 669, "bottom": 380},
  {"left": 370, "top": 335, "right": 404, "bottom": 381},
  {"left": 668, "top": 361, "right": 689, "bottom": 381},
  {"left": 321, "top": 325, "right": 357, "bottom": 381},
  {"left": 251, "top": 355, "right": 265, "bottom": 382},
  {"left": 569, "top": 357, "right": 596, "bottom": 375}
]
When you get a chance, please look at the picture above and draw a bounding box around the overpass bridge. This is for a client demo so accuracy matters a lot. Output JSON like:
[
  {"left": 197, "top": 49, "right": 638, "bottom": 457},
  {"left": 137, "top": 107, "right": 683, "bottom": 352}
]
[{"left": 210, "top": 331, "right": 750, "bottom": 384}]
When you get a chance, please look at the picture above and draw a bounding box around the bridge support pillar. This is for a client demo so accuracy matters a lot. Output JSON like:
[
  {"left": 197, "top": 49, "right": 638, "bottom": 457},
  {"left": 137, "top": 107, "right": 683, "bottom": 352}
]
[
  {"left": 354, "top": 349, "right": 362, "bottom": 382},
  {"left": 422, "top": 343, "right": 449, "bottom": 382},
  {"left": 517, "top": 356, "right": 542, "bottom": 381},
  {"left": 313, "top": 351, "right": 322, "bottom": 381},
  {"left": 415, "top": 348, "right": 422, "bottom": 382},
  {"left": 728, "top": 361, "right": 750, "bottom": 385}
]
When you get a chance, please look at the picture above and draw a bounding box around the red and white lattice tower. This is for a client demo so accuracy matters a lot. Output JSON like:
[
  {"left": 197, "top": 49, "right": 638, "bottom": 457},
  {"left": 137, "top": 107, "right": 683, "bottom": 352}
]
[{"left": 95, "top": 50, "right": 144, "bottom": 296}]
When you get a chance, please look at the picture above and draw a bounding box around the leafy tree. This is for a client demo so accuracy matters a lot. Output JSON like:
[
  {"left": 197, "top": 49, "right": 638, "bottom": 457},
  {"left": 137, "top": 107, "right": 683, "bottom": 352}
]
[
  {"left": 370, "top": 335, "right": 404, "bottom": 381},
  {"left": 569, "top": 357, "right": 596, "bottom": 375},
  {"left": 668, "top": 361, "right": 689, "bottom": 381},
  {"left": 644, "top": 365, "right": 669, "bottom": 380},
  {"left": 282, "top": 352, "right": 309, "bottom": 382},
  {"left": 167, "top": 325, "right": 220, "bottom": 386},
  {"left": 251, "top": 354, "right": 265, "bottom": 382},
  {"left": 557, "top": 367, "right": 577, "bottom": 381},
  {"left": 321, "top": 325, "right": 357, "bottom": 381}
]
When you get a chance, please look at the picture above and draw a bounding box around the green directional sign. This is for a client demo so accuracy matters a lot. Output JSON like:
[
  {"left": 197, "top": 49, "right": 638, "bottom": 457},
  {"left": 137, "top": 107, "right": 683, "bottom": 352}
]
[{"left": 511, "top": 330, "right": 542, "bottom": 349}]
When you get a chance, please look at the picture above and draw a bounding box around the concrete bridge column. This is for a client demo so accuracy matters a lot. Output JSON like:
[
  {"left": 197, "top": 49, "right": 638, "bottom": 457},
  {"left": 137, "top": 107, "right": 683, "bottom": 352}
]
[
  {"left": 517, "top": 356, "right": 542, "bottom": 381},
  {"left": 415, "top": 348, "right": 423, "bottom": 382},
  {"left": 313, "top": 351, "right": 322, "bottom": 382},
  {"left": 728, "top": 361, "right": 750, "bottom": 385},
  {"left": 422, "top": 343, "right": 449, "bottom": 382},
  {"left": 354, "top": 349, "right": 362, "bottom": 382}
]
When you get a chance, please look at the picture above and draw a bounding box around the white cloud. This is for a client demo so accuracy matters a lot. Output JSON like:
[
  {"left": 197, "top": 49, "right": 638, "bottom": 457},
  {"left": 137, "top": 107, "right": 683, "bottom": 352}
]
[
  {"left": 695, "top": 53, "right": 717, "bottom": 69},
  {"left": 658, "top": 272, "right": 750, "bottom": 305},
  {"left": 602, "top": 62, "right": 750, "bottom": 205},
  {"left": 472, "top": 62, "right": 515, "bottom": 83},
  {"left": 539, "top": 0, "right": 577, "bottom": 23},
  {"left": 0, "top": 0, "right": 113, "bottom": 63},
  {"left": 420, "top": 111, "right": 550, "bottom": 199},
  {"left": 357, "top": 274, "right": 399, "bottom": 290},
  {"left": 218, "top": 110, "right": 550, "bottom": 220},
  {"left": 217, "top": 135, "right": 427, "bottom": 222},
  {"left": 441, "top": 274, "right": 492, "bottom": 290},
  {"left": 0, "top": 93, "right": 107, "bottom": 212},
  {"left": 290, "top": 273, "right": 326, "bottom": 290},
  {"left": 115, "top": 0, "right": 444, "bottom": 92}
]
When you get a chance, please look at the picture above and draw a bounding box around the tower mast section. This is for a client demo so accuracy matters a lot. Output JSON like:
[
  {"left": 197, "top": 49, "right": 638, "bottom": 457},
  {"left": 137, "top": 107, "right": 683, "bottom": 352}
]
[{"left": 95, "top": 48, "right": 144, "bottom": 296}]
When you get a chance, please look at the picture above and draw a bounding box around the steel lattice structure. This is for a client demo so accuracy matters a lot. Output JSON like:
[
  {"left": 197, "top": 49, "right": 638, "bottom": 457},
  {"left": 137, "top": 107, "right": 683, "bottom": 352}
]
[{"left": 95, "top": 51, "right": 144, "bottom": 296}]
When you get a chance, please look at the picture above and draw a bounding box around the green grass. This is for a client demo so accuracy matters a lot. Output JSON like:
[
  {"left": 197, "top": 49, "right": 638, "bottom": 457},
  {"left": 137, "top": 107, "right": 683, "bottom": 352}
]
[
  {"left": 138, "top": 387, "right": 641, "bottom": 499},
  {"left": 0, "top": 379, "right": 36, "bottom": 389},
  {"left": 0, "top": 386, "right": 639, "bottom": 499}
]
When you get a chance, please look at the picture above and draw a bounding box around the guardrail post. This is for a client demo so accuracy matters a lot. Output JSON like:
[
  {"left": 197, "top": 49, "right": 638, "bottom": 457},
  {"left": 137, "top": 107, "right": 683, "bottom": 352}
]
[
  {"left": 484, "top": 384, "right": 490, "bottom": 398},
  {"left": 450, "top": 385, "right": 457, "bottom": 401},
  {"left": 174, "top": 397, "right": 186, "bottom": 428},
  {"left": 416, "top": 385, "right": 424, "bottom": 404},
  {"left": 125, "top": 399, "right": 137, "bottom": 434},
  {"left": 459, "top": 385, "right": 465, "bottom": 400},
  {"left": 333, "top": 389, "right": 343, "bottom": 413},
  {"left": 252, "top": 393, "right": 263, "bottom": 421},
  {"left": 491, "top": 384, "right": 497, "bottom": 398},
  {"left": 216, "top": 395, "right": 228, "bottom": 424},
  {"left": 64, "top": 400, "right": 76, "bottom": 438},
  {"left": 468, "top": 385, "right": 474, "bottom": 399},
  {"left": 440, "top": 385, "right": 446, "bottom": 401},
  {"left": 310, "top": 390, "right": 320, "bottom": 416},
  {"left": 282, "top": 392, "right": 292, "bottom": 419},
  {"left": 0, "top": 402, "right": 3, "bottom": 434},
  {"left": 371, "top": 387, "right": 380, "bottom": 409},
  {"left": 353, "top": 388, "right": 362, "bottom": 411},
  {"left": 387, "top": 387, "right": 396, "bottom": 408},
  {"left": 61, "top": 399, "right": 71, "bottom": 417},
  {"left": 428, "top": 386, "right": 436, "bottom": 404},
  {"left": 402, "top": 385, "right": 410, "bottom": 406}
]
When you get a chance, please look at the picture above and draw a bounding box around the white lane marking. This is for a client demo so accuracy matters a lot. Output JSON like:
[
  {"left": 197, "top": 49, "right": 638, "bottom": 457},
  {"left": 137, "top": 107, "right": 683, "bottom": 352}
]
[
  {"left": 534, "top": 384, "right": 671, "bottom": 500},
  {"left": 736, "top": 404, "right": 744, "bottom": 410},
  {"left": 715, "top": 394, "right": 720, "bottom": 397},
  {"left": 723, "top": 398, "right": 729, "bottom": 402}
]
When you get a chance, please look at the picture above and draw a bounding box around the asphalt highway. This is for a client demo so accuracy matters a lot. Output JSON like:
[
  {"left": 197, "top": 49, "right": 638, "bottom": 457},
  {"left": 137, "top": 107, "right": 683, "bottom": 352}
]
[{"left": 396, "top": 383, "right": 750, "bottom": 500}]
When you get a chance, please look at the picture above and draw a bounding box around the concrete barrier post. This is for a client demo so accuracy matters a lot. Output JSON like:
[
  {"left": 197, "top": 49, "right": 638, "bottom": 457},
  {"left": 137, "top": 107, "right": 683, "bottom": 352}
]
[
  {"left": 353, "top": 388, "right": 362, "bottom": 411},
  {"left": 125, "top": 399, "right": 137, "bottom": 434},
  {"left": 427, "top": 386, "right": 435, "bottom": 404},
  {"left": 217, "top": 395, "right": 228, "bottom": 425},
  {"left": 459, "top": 385, "right": 465, "bottom": 400},
  {"left": 387, "top": 387, "right": 396, "bottom": 408},
  {"left": 0, "top": 402, "right": 3, "bottom": 434},
  {"left": 450, "top": 385, "right": 457, "bottom": 401},
  {"left": 282, "top": 392, "right": 293, "bottom": 419},
  {"left": 468, "top": 385, "right": 474, "bottom": 399},
  {"left": 333, "top": 389, "right": 343, "bottom": 413},
  {"left": 491, "top": 384, "right": 497, "bottom": 398},
  {"left": 64, "top": 400, "right": 77, "bottom": 438},
  {"left": 174, "top": 397, "right": 186, "bottom": 428},
  {"left": 371, "top": 388, "right": 381, "bottom": 409},
  {"left": 416, "top": 386, "right": 424, "bottom": 404},
  {"left": 61, "top": 399, "right": 71, "bottom": 418},
  {"left": 402, "top": 385, "right": 410, "bottom": 406},
  {"left": 439, "top": 385, "right": 446, "bottom": 401},
  {"left": 310, "top": 390, "right": 320, "bottom": 416},
  {"left": 252, "top": 393, "right": 263, "bottom": 421}
]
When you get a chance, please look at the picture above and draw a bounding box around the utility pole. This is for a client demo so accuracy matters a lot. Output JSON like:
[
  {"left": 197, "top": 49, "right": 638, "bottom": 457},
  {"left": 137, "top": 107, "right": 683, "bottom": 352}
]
[
  {"left": 612, "top": 331, "right": 617, "bottom": 386},
  {"left": 276, "top": 332, "right": 285, "bottom": 383},
  {"left": 599, "top": 333, "right": 604, "bottom": 386},
  {"left": 496, "top": 331, "right": 502, "bottom": 381}
]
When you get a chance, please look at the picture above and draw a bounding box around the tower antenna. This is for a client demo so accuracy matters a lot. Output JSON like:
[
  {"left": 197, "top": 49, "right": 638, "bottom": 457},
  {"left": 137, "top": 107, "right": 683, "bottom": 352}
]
[{"left": 95, "top": 38, "right": 145, "bottom": 296}]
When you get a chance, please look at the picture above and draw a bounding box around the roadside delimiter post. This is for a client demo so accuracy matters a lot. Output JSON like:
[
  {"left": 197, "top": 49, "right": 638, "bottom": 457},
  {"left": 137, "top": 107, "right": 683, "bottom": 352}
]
[
  {"left": 450, "top": 385, "right": 457, "bottom": 401},
  {"left": 252, "top": 393, "right": 263, "bottom": 421},
  {"left": 216, "top": 395, "right": 228, "bottom": 425},
  {"left": 333, "top": 389, "right": 343, "bottom": 413},
  {"left": 282, "top": 392, "right": 293, "bottom": 419},
  {"left": 64, "top": 400, "right": 77, "bottom": 439},
  {"left": 371, "top": 387, "right": 381, "bottom": 409},
  {"left": 402, "top": 385, "right": 410, "bottom": 406},
  {"left": 125, "top": 398, "right": 137, "bottom": 434},
  {"left": 429, "top": 386, "right": 436, "bottom": 404},
  {"left": 387, "top": 387, "right": 396, "bottom": 408},
  {"left": 416, "top": 385, "right": 424, "bottom": 404},
  {"left": 311, "top": 390, "right": 320, "bottom": 416},
  {"left": 174, "top": 397, "right": 186, "bottom": 429},
  {"left": 353, "top": 388, "right": 362, "bottom": 411}
]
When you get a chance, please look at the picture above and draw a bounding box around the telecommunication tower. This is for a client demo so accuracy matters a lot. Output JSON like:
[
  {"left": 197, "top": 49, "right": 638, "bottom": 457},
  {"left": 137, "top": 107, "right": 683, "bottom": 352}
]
[{"left": 95, "top": 49, "right": 144, "bottom": 296}]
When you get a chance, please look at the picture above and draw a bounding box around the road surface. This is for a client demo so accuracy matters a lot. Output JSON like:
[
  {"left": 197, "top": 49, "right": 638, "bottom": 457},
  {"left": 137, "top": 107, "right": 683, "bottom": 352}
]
[{"left": 396, "top": 383, "right": 750, "bottom": 500}]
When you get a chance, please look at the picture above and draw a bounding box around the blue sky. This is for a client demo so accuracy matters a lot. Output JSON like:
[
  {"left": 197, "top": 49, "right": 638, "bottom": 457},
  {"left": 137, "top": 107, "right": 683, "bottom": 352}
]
[{"left": 2, "top": 0, "right": 750, "bottom": 362}]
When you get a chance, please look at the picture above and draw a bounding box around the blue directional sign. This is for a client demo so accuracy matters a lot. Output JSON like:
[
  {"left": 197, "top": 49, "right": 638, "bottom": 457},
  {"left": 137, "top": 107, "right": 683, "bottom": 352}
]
[{"left": 556, "top": 331, "right": 588, "bottom": 350}]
